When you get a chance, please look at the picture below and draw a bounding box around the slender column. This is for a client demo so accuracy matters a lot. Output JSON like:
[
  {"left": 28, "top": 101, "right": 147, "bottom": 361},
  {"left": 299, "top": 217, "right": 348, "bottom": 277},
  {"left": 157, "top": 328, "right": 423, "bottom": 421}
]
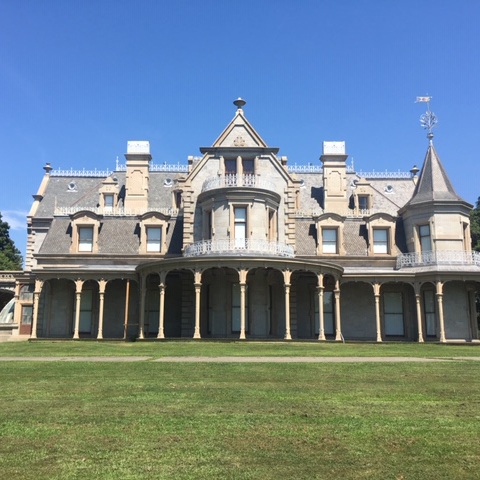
[
  {"left": 123, "top": 279, "right": 130, "bottom": 340},
  {"left": 138, "top": 276, "right": 146, "bottom": 340},
  {"left": 373, "top": 283, "right": 382, "bottom": 342},
  {"left": 13, "top": 281, "right": 21, "bottom": 326},
  {"left": 283, "top": 270, "right": 292, "bottom": 340},
  {"left": 157, "top": 272, "right": 166, "bottom": 339},
  {"left": 73, "top": 279, "right": 84, "bottom": 339},
  {"left": 30, "top": 279, "right": 44, "bottom": 339},
  {"left": 193, "top": 270, "right": 202, "bottom": 339},
  {"left": 334, "top": 279, "right": 342, "bottom": 341},
  {"left": 414, "top": 283, "right": 424, "bottom": 343},
  {"left": 97, "top": 279, "right": 107, "bottom": 340},
  {"left": 239, "top": 269, "right": 248, "bottom": 340},
  {"left": 317, "top": 273, "right": 325, "bottom": 341},
  {"left": 436, "top": 281, "right": 446, "bottom": 343}
]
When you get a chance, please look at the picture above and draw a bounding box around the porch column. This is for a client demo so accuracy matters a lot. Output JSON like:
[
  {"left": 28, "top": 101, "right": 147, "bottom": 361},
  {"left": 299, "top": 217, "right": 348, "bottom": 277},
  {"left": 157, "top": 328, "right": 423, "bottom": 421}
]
[
  {"left": 30, "top": 279, "right": 44, "bottom": 339},
  {"left": 97, "top": 279, "right": 107, "bottom": 340},
  {"left": 193, "top": 270, "right": 202, "bottom": 339},
  {"left": 138, "top": 276, "right": 146, "bottom": 340},
  {"left": 334, "top": 279, "right": 342, "bottom": 341},
  {"left": 436, "top": 281, "right": 446, "bottom": 343},
  {"left": 123, "top": 280, "right": 131, "bottom": 340},
  {"left": 157, "top": 272, "right": 166, "bottom": 339},
  {"left": 239, "top": 269, "right": 248, "bottom": 340},
  {"left": 414, "top": 283, "right": 424, "bottom": 343},
  {"left": 73, "top": 279, "right": 84, "bottom": 339},
  {"left": 373, "top": 283, "right": 382, "bottom": 342},
  {"left": 317, "top": 273, "right": 325, "bottom": 341},
  {"left": 283, "top": 270, "right": 292, "bottom": 340}
]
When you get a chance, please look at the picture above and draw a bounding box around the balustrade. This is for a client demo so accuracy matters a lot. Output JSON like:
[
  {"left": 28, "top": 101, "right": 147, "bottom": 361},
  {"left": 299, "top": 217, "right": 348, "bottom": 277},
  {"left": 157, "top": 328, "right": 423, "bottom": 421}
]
[
  {"left": 396, "top": 250, "right": 480, "bottom": 269},
  {"left": 184, "top": 239, "right": 294, "bottom": 257}
]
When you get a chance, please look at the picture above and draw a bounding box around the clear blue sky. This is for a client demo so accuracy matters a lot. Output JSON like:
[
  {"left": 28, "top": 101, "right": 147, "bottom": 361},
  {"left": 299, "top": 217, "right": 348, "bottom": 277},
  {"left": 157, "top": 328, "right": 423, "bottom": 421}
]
[{"left": 1, "top": 0, "right": 479, "bottom": 258}]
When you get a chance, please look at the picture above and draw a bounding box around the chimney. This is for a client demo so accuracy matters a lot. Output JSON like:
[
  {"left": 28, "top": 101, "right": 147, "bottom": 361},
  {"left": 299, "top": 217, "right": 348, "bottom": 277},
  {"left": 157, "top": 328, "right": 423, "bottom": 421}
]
[{"left": 124, "top": 141, "right": 152, "bottom": 212}]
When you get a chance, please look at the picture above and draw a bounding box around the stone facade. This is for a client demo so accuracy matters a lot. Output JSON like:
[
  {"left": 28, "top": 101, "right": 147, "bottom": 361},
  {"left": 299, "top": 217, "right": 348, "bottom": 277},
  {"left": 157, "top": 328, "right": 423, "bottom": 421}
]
[{"left": 5, "top": 99, "right": 480, "bottom": 342}]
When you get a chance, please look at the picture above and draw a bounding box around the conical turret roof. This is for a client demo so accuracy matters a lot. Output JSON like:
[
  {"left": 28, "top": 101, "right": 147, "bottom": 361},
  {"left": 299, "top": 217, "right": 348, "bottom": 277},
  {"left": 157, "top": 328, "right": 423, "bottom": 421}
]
[{"left": 406, "top": 140, "right": 466, "bottom": 207}]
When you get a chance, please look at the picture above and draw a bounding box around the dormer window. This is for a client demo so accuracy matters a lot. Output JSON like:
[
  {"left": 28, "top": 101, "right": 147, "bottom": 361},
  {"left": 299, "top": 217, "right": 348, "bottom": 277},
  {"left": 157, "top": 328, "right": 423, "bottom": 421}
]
[
  {"left": 104, "top": 194, "right": 114, "bottom": 213},
  {"left": 358, "top": 195, "right": 369, "bottom": 210},
  {"left": 139, "top": 211, "right": 170, "bottom": 254},
  {"left": 373, "top": 228, "right": 389, "bottom": 254},
  {"left": 70, "top": 211, "right": 101, "bottom": 254},
  {"left": 146, "top": 227, "right": 162, "bottom": 252}
]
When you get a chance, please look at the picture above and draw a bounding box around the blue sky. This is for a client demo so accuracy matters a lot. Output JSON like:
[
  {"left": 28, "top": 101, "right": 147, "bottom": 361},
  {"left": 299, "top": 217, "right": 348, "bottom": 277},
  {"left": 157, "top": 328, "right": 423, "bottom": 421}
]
[{"left": 1, "top": 0, "right": 479, "bottom": 258}]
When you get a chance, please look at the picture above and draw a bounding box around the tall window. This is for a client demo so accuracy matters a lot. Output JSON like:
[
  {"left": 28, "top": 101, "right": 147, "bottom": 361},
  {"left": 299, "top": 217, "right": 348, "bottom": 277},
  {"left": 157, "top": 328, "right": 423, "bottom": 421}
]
[
  {"left": 383, "top": 292, "right": 404, "bottom": 336},
  {"left": 21, "top": 305, "right": 33, "bottom": 325},
  {"left": 78, "top": 226, "right": 94, "bottom": 252},
  {"left": 243, "top": 158, "right": 254, "bottom": 175},
  {"left": 146, "top": 227, "right": 162, "bottom": 252},
  {"left": 322, "top": 228, "right": 337, "bottom": 254},
  {"left": 373, "top": 228, "right": 388, "bottom": 254},
  {"left": 234, "top": 207, "right": 247, "bottom": 248},
  {"left": 225, "top": 159, "right": 237, "bottom": 175},
  {"left": 419, "top": 225, "right": 431, "bottom": 252},
  {"left": 423, "top": 290, "right": 436, "bottom": 336}
]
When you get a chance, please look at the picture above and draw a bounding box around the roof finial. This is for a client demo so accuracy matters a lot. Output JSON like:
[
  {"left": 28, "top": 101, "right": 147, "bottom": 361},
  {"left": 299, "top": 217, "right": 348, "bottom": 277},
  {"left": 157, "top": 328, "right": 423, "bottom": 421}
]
[
  {"left": 416, "top": 95, "right": 437, "bottom": 143},
  {"left": 233, "top": 97, "right": 246, "bottom": 111}
]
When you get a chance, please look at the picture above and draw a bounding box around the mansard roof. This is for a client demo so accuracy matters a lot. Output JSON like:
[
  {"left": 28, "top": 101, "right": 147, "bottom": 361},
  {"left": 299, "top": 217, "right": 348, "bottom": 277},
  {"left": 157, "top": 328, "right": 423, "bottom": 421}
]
[{"left": 406, "top": 140, "right": 468, "bottom": 207}]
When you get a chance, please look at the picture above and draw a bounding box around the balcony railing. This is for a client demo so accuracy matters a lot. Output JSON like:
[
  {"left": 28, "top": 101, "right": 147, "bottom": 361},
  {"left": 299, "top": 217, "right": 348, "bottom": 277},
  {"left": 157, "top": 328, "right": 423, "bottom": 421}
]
[
  {"left": 54, "top": 206, "right": 180, "bottom": 217},
  {"left": 396, "top": 250, "right": 480, "bottom": 269},
  {"left": 184, "top": 239, "right": 294, "bottom": 257},
  {"left": 201, "top": 174, "right": 276, "bottom": 193}
]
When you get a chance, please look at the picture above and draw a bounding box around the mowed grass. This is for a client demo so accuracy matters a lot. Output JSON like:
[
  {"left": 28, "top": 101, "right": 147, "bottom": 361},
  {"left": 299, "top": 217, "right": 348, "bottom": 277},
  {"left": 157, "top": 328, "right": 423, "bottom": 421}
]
[
  {"left": 0, "top": 339, "right": 480, "bottom": 358},
  {"left": 1, "top": 359, "right": 480, "bottom": 479}
]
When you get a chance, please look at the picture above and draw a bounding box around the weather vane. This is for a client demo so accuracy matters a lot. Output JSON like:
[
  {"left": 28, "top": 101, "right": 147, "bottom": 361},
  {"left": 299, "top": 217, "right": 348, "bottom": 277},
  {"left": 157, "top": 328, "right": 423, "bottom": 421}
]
[{"left": 415, "top": 96, "right": 437, "bottom": 140}]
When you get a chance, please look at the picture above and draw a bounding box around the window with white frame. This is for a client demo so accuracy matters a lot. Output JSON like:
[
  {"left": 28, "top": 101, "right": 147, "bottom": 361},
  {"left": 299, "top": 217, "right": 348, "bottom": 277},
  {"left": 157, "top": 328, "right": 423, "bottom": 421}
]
[
  {"left": 146, "top": 227, "right": 162, "bottom": 252},
  {"left": 104, "top": 194, "right": 114, "bottom": 213},
  {"left": 234, "top": 207, "right": 247, "bottom": 248},
  {"left": 78, "top": 226, "right": 94, "bottom": 252},
  {"left": 322, "top": 228, "right": 337, "bottom": 254},
  {"left": 419, "top": 225, "right": 431, "bottom": 252},
  {"left": 358, "top": 195, "right": 369, "bottom": 210},
  {"left": 373, "top": 228, "right": 389, "bottom": 254}
]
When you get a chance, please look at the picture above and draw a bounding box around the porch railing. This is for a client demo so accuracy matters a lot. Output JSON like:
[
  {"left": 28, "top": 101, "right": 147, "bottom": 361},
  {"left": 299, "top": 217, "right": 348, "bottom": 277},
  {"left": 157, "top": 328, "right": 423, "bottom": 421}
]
[
  {"left": 396, "top": 250, "right": 480, "bottom": 269},
  {"left": 201, "top": 174, "right": 276, "bottom": 193},
  {"left": 184, "top": 239, "right": 295, "bottom": 257}
]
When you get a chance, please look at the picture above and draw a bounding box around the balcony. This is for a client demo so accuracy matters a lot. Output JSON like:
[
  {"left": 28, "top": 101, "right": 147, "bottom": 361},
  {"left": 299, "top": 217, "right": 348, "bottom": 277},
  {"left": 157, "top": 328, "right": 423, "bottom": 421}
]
[
  {"left": 201, "top": 174, "right": 276, "bottom": 193},
  {"left": 184, "top": 239, "right": 294, "bottom": 258},
  {"left": 396, "top": 250, "right": 480, "bottom": 269}
]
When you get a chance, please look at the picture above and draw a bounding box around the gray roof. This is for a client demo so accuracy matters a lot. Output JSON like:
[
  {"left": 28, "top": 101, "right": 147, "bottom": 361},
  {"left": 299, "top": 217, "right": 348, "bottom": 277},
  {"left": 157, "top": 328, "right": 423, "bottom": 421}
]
[{"left": 406, "top": 142, "right": 466, "bottom": 206}]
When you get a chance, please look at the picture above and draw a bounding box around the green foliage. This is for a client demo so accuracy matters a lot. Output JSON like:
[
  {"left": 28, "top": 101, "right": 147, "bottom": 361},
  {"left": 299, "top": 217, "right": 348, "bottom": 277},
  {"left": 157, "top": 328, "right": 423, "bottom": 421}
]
[
  {"left": 0, "top": 212, "right": 22, "bottom": 270},
  {"left": 470, "top": 197, "right": 480, "bottom": 251}
]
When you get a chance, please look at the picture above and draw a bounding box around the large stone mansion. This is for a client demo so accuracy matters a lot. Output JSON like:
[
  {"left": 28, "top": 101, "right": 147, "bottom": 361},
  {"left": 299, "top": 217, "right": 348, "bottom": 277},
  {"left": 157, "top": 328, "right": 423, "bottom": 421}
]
[{"left": 2, "top": 98, "right": 480, "bottom": 342}]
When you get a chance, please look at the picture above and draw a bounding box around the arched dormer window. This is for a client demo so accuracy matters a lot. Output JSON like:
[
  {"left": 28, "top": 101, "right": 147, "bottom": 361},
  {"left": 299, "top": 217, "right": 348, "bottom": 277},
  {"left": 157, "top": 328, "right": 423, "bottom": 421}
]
[
  {"left": 364, "top": 212, "right": 397, "bottom": 256},
  {"left": 315, "top": 213, "right": 345, "bottom": 255},
  {"left": 138, "top": 211, "right": 170, "bottom": 254},
  {"left": 70, "top": 211, "right": 102, "bottom": 254}
]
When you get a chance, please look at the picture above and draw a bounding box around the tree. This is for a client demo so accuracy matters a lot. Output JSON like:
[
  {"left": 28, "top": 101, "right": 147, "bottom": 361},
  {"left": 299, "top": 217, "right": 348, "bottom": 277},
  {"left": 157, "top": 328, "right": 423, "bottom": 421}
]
[
  {"left": 471, "top": 197, "right": 480, "bottom": 252},
  {"left": 0, "top": 212, "right": 22, "bottom": 270}
]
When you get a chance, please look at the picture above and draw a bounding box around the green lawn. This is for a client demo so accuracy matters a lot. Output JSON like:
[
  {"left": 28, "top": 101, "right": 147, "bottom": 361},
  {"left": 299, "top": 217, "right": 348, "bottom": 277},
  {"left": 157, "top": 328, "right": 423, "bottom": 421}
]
[
  {"left": 0, "top": 339, "right": 479, "bottom": 358},
  {"left": 1, "top": 348, "right": 480, "bottom": 479}
]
